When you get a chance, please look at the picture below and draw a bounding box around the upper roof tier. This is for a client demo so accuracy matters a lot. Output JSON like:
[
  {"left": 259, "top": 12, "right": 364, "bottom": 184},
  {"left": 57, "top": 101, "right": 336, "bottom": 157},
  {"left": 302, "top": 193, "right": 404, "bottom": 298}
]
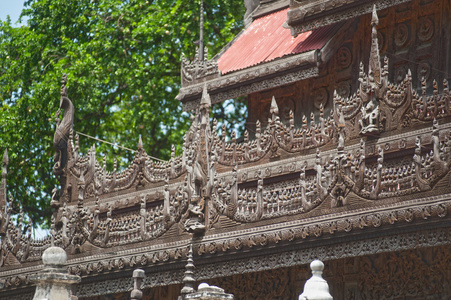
[
  {"left": 217, "top": 8, "right": 332, "bottom": 74},
  {"left": 176, "top": 6, "right": 341, "bottom": 111}
]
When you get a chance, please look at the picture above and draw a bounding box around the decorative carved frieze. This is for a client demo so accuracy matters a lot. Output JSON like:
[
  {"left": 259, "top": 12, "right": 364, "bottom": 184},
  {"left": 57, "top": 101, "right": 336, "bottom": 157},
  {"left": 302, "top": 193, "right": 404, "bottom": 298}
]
[
  {"left": 287, "top": 0, "right": 412, "bottom": 36},
  {"left": 177, "top": 52, "right": 319, "bottom": 111},
  {"left": 4, "top": 226, "right": 449, "bottom": 299},
  {"left": 1, "top": 189, "right": 450, "bottom": 291},
  {"left": 181, "top": 48, "right": 220, "bottom": 87}
]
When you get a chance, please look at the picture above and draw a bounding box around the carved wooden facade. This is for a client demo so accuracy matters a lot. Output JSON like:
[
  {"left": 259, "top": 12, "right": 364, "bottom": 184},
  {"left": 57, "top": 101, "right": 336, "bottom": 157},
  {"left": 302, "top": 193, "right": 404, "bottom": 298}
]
[{"left": 1, "top": 0, "right": 451, "bottom": 299}]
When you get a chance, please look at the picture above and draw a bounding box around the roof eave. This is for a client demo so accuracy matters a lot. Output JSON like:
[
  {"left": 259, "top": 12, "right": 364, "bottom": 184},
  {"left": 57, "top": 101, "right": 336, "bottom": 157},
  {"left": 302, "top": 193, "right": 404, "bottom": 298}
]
[
  {"left": 286, "top": 0, "right": 412, "bottom": 36},
  {"left": 177, "top": 49, "right": 320, "bottom": 111}
]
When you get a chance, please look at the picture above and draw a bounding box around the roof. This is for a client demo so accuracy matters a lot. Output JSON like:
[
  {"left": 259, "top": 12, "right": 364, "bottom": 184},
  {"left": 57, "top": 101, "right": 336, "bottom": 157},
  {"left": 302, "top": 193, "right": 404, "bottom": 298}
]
[{"left": 217, "top": 8, "right": 336, "bottom": 75}]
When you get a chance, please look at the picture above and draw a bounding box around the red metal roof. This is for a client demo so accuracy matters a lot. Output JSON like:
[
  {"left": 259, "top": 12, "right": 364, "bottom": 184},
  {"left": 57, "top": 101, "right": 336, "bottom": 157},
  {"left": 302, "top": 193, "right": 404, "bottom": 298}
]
[{"left": 217, "top": 8, "right": 337, "bottom": 74}]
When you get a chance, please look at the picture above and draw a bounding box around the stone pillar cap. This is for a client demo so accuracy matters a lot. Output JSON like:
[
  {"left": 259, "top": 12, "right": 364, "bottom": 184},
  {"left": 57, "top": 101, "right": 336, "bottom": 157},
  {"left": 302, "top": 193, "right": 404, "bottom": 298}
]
[
  {"left": 198, "top": 283, "right": 225, "bottom": 293},
  {"left": 184, "top": 283, "right": 234, "bottom": 299},
  {"left": 42, "top": 246, "right": 67, "bottom": 267},
  {"left": 133, "top": 269, "right": 145, "bottom": 278},
  {"left": 299, "top": 259, "right": 333, "bottom": 300}
]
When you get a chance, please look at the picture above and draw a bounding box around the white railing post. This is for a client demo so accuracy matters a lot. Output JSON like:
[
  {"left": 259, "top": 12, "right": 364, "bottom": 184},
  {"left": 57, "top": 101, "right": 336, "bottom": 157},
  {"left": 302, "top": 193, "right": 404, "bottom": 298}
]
[
  {"left": 299, "top": 260, "right": 333, "bottom": 300},
  {"left": 31, "top": 246, "right": 80, "bottom": 300}
]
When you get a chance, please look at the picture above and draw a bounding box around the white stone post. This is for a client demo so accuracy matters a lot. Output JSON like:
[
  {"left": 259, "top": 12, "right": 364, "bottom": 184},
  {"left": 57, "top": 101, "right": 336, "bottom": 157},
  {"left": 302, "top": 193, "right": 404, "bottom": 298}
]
[
  {"left": 31, "top": 246, "right": 81, "bottom": 300},
  {"left": 299, "top": 260, "right": 333, "bottom": 300},
  {"left": 184, "top": 283, "right": 234, "bottom": 300}
]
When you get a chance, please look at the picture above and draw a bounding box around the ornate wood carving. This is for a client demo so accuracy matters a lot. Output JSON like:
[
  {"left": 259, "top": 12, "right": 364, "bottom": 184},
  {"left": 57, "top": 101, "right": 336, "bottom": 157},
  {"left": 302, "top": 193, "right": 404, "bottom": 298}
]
[
  {"left": 1, "top": 15, "right": 451, "bottom": 264},
  {"left": 1, "top": 1, "right": 451, "bottom": 299},
  {"left": 287, "top": 0, "right": 412, "bottom": 36},
  {"left": 177, "top": 52, "right": 319, "bottom": 111}
]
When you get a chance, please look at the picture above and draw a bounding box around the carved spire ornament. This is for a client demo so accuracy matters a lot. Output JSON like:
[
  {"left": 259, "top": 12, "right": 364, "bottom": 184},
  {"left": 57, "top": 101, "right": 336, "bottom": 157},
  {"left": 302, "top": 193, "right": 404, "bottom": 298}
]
[
  {"left": 0, "top": 149, "right": 7, "bottom": 208},
  {"left": 199, "top": 0, "right": 204, "bottom": 62},
  {"left": 369, "top": 5, "right": 381, "bottom": 86},
  {"left": 181, "top": 244, "right": 196, "bottom": 295},
  {"left": 0, "top": 149, "right": 8, "bottom": 237},
  {"left": 358, "top": 6, "right": 382, "bottom": 136},
  {"left": 179, "top": 0, "right": 219, "bottom": 88}
]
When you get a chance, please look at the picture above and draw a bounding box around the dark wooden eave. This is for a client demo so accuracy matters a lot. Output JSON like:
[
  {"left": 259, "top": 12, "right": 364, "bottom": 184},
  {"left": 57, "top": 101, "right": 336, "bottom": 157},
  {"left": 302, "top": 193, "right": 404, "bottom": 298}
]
[
  {"left": 177, "top": 50, "right": 319, "bottom": 111},
  {"left": 286, "top": 0, "right": 412, "bottom": 36}
]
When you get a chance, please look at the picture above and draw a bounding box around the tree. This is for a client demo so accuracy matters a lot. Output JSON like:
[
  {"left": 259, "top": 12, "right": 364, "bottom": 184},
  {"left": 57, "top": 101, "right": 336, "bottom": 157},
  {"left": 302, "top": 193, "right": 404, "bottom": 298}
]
[{"left": 0, "top": 0, "right": 246, "bottom": 226}]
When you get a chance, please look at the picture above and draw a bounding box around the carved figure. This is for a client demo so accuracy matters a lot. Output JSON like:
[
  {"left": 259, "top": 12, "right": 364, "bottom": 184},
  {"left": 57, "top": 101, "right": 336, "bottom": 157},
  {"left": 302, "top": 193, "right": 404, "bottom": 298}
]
[
  {"left": 139, "top": 195, "right": 148, "bottom": 240},
  {"left": 413, "top": 136, "right": 431, "bottom": 191},
  {"left": 53, "top": 74, "right": 74, "bottom": 178},
  {"left": 431, "top": 119, "right": 448, "bottom": 176},
  {"left": 359, "top": 100, "right": 379, "bottom": 134},
  {"left": 184, "top": 197, "right": 205, "bottom": 234},
  {"left": 88, "top": 197, "right": 100, "bottom": 242}
]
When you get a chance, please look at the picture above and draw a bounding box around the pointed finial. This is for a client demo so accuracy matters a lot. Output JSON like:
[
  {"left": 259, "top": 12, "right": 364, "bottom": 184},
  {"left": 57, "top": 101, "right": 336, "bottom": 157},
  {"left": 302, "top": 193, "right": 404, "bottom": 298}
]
[
  {"left": 369, "top": 5, "right": 381, "bottom": 85},
  {"left": 138, "top": 135, "right": 143, "bottom": 150},
  {"left": 338, "top": 128, "right": 345, "bottom": 152},
  {"left": 181, "top": 244, "right": 196, "bottom": 294},
  {"left": 78, "top": 171, "right": 85, "bottom": 209},
  {"left": 171, "top": 144, "right": 176, "bottom": 158},
  {"left": 371, "top": 4, "right": 379, "bottom": 26},
  {"left": 433, "top": 118, "right": 439, "bottom": 130},
  {"left": 200, "top": 84, "right": 211, "bottom": 108},
  {"left": 61, "top": 73, "right": 68, "bottom": 97},
  {"left": 2, "top": 149, "right": 8, "bottom": 184},
  {"left": 433, "top": 80, "right": 438, "bottom": 93},
  {"left": 199, "top": 0, "right": 204, "bottom": 61},
  {"left": 50, "top": 214, "right": 56, "bottom": 247},
  {"left": 1, "top": 149, "right": 7, "bottom": 206},
  {"left": 270, "top": 96, "right": 279, "bottom": 115},
  {"left": 2, "top": 149, "right": 8, "bottom": 167},
  {"left": 222, "top": 124, "right": 227, "bottom": 139}
]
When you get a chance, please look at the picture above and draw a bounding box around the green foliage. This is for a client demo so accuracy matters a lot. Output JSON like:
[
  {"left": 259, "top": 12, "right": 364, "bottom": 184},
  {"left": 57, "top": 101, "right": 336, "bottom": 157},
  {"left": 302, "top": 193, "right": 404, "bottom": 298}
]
[{"left": 0, "top": 0, "right": 246, "bottom": 226}]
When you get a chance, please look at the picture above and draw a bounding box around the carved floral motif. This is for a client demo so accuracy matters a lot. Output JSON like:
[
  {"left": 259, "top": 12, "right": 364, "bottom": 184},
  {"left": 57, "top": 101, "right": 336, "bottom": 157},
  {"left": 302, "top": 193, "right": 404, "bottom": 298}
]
[
  {"left": 394, "top": 23, "right": 410, "bottom": 47},
  {"left": 337, "top": 47, "right": 352, "bottom": 69},
  {"left": 417, "top": 16, "right": 434, "bottom": 42}
]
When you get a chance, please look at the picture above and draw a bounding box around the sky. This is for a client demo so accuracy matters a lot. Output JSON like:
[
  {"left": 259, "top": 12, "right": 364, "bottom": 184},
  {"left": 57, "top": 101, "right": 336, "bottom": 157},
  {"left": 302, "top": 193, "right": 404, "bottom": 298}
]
[{"left": 0, "top": 0, "right": 27, "bottom": 26}]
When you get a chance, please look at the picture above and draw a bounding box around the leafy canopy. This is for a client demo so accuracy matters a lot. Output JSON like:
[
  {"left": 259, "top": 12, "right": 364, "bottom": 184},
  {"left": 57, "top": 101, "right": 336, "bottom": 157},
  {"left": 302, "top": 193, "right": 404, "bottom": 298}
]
[{"left": 0, "top": 0, "right": 246, "bottom": 226}]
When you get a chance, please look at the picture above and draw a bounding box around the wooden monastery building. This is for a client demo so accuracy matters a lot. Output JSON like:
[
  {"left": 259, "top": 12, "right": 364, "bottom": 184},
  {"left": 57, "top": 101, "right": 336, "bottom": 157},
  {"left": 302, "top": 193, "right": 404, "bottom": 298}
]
[{"left": 1, "top": 0, "right": 451, "bottom": 299}]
